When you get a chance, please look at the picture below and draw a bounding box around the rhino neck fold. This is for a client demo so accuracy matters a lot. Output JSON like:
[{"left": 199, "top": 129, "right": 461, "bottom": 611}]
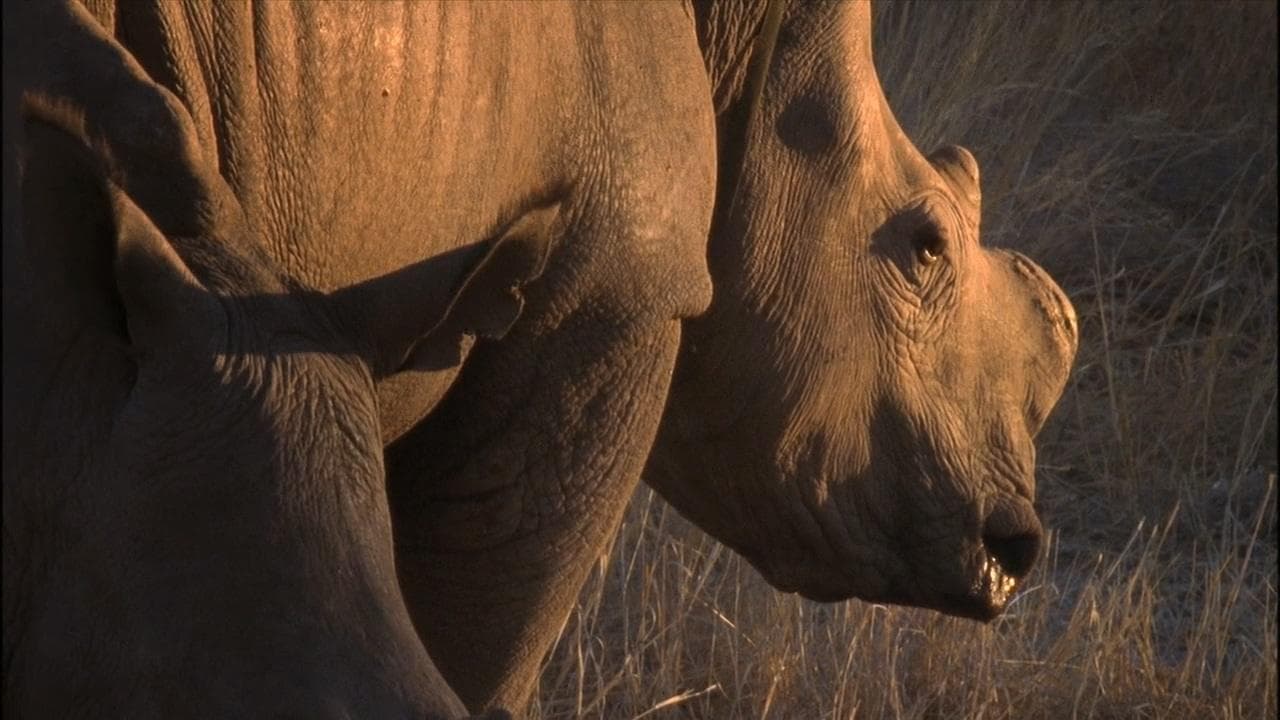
[{"left": 711, "top": 0, "right": 785, "bottom": 234}]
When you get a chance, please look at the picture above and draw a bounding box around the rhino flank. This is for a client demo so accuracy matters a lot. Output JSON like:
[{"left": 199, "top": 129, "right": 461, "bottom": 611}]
[{"left": 3, "top": 1, "right": 1077, "bottom": 718}]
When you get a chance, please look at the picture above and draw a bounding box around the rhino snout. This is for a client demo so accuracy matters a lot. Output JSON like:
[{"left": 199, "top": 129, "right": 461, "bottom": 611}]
[
  {"left": 942, "top": 496, "right": 1044, "bottom": 621},
  {"left": 982, "top": 496, "right": 1043, "bottom": 582}
]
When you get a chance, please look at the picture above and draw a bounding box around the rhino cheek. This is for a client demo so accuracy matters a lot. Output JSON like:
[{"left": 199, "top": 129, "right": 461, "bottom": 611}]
[
  {"left": 751, "top": 475, "right": 896, "bottom": 601},
  {"left": 857, "top": 399, "right": 982, "bottom": 548},
  {"left": 756, "top": 400, "right": 923, "bottom": 600}
]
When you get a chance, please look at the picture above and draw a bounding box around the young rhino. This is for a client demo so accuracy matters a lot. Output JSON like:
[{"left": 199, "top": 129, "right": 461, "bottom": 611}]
[{"left": 3, "top": 99, "right": 550, "bottom": 719}]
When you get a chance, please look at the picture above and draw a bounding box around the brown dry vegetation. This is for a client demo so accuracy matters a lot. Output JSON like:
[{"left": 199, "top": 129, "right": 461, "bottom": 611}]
[{"left": 530, "top": 2, "right": 1277, "bottom": 718}]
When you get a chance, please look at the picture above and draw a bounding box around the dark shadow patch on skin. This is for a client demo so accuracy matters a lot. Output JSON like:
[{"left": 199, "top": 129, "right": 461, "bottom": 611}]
[
  {"left": 776, "top": 94, "right": 838, "bottom": 157},
  {"left": 867, "top": 211, "right": 915, "bottom": 274}
]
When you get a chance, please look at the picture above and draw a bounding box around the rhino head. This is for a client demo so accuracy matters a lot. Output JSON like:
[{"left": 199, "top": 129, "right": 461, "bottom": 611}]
[{"left": 648, "top": 0, "right": 1078, "bottom": 620}]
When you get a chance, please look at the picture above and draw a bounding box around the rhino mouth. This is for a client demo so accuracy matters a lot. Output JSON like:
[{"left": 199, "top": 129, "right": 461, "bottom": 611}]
[
  {"left": 778, "top": 550, "right": 1023, "bottom": 620},
  {"left": 746, "top": 498, "right": 1042, "bottom": 622},
  {"left": 906, "top": 517, "right": 1041, "bottom": 621},
  {"left": 937, "top": 552, "right": 1022, "bottom": 621}
]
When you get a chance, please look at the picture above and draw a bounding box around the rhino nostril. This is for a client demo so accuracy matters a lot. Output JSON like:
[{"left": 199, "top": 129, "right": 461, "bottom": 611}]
[
  {"left": 982, "top": 497, "right": 1044, "bottom": 580},
  {"left": 982, "top": 529, "right": 1041, "bottom": 579}
]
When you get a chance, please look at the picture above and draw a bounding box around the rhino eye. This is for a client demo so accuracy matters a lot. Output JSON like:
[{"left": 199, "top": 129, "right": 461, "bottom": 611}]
[{"left": 914, "top": 226, "right": 946, "bottom": 265}]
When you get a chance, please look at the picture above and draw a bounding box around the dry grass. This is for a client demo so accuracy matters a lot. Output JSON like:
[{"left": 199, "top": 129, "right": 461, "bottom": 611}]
[{"left": 530, "top": 2, "right": 1277, "bottom": 718}]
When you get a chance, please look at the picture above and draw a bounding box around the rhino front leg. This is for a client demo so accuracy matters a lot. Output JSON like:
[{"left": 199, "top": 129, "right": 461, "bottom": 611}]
[{"left": 385, "top": 247, "right": 695, "bottom": 714}]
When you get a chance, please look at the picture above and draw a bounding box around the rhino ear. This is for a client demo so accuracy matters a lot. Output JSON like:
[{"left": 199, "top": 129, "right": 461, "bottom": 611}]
[
  {"left": 927, "top": 144, "right": 981, "bottom": 206},
  {"left": 18, "top": 99, "right": 216, "bottom": 357},
  {"left": 403, "top": 203, "right": 560, "bottom": 371},
  {"left": 109, "top": 188, "right": 220, "bottom": 354},
  {"left": 329, "top": 201, "right": 561, "bottom": 378}
]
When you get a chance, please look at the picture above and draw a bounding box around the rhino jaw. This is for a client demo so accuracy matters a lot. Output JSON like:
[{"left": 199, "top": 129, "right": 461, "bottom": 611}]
[{"left": 732, "top": 486, "right": 1046, "bottom": 622}]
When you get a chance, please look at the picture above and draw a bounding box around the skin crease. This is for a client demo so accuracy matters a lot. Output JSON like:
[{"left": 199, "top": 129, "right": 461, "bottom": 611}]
[{"left": 4, "top": 2, "right": 1077, "bottom": 719}]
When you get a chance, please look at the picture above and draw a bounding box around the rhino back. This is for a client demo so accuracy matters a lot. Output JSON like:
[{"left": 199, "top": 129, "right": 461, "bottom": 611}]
[
  {"left": 90, "top": 2, "right": 581, "bottom": 288},
  {"left": 71, "top": 0, "right": 716, "bottom": 439}
]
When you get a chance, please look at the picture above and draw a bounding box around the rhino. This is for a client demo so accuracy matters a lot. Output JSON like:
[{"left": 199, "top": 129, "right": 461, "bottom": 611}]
[{"left": 3, "top": 1, "right": 1077, "bottom": 718}]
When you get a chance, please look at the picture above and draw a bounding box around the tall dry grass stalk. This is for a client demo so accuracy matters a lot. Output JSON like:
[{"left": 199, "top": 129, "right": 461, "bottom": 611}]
[{"left": 531, "top": 2, "right": 1277, "bottom": 717}]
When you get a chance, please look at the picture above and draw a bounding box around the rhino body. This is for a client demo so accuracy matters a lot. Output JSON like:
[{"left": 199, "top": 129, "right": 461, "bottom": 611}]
[{"left": 3, "top": 1, "right": 1076, "bottom": 717}]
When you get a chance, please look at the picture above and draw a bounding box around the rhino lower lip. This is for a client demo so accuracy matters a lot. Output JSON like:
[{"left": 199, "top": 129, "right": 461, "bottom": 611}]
[{"left": 748, "top": 545, "right": 1022, "bottom": 614}]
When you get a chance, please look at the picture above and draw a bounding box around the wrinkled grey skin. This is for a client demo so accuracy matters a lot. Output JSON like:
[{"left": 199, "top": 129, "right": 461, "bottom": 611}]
[{"left": 3, "top": 1, "right": 1076, "bottom": 718}]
